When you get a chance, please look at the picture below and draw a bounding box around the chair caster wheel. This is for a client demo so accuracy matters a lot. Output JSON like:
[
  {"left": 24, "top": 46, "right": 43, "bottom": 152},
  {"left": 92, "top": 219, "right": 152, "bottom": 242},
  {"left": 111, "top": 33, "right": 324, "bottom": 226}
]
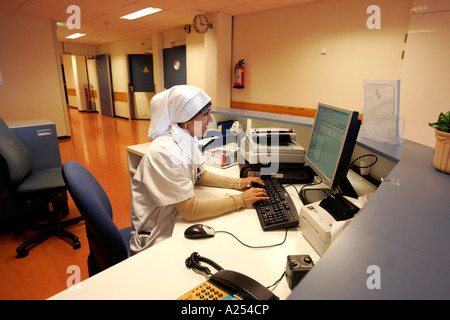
[
  {"left": 17, "top": 248, "right": 29, "bottom": 258},
  {"left": 73, "top": 240, "right": 81, "bottom": 250}
]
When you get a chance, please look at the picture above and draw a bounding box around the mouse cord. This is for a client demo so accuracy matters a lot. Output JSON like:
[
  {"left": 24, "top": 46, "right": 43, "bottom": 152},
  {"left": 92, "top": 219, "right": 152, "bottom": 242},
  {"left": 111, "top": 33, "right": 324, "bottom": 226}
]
[{"left": 215, "top": 228, "right": 289, "bottom": 249}]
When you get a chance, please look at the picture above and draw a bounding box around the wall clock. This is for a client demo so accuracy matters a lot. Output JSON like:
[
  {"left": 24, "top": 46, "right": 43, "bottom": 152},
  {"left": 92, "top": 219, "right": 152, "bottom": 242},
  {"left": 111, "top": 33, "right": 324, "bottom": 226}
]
[{"left": 193, "top": 14, "right": 210, "bottom": 33}]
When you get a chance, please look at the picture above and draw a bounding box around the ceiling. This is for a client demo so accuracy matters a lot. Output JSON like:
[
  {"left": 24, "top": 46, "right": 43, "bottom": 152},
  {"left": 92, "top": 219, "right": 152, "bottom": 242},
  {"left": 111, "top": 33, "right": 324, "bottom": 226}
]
[{"left": 0, "top": 0, "right": 318, "bottom": 45}]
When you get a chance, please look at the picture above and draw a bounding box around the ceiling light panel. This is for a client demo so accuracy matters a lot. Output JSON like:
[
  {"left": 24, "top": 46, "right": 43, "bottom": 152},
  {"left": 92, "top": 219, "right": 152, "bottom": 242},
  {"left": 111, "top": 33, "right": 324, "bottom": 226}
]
[
  {"left": 120, "top": 7, "right": 163, "bottom": 20},
  {"left": 65, "top": 33, "right": 86, "bottom": 39}
]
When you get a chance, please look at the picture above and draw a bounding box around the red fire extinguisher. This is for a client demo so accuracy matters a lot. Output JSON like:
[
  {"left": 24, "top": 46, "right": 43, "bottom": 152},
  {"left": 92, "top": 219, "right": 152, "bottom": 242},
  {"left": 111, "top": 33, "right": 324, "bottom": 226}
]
[{"left": 233, "top": 59, "right": 245, "bottom": 89}]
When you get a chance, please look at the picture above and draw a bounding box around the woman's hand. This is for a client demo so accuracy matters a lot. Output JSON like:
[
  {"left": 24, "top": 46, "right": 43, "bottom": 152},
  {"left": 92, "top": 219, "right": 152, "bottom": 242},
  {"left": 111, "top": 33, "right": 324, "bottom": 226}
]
[
  {"left": 240, "top": 176, "right": 265, "bottom": 189},
  {"left": 240, "top": 186, "right": 269, "bottom": 206}
]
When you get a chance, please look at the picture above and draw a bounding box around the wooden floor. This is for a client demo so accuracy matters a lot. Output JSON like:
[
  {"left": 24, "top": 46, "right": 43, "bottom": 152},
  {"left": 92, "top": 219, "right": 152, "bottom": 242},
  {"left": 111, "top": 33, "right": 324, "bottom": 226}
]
[{"left": 0, "top": 108, "right": 150, "bottom": 300}]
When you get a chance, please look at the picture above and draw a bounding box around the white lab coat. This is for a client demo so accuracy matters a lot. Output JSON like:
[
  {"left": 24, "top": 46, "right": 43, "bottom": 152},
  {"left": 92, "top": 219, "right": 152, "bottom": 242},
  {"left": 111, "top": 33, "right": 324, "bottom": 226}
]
[{"left": 129, "top": 126, "right": 204, "bottom": 256}]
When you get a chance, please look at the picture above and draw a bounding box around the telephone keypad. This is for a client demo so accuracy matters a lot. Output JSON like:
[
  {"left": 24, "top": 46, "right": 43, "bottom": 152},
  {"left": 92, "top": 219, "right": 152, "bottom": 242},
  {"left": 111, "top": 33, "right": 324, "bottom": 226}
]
[{"left": 178, "top": 281, "right": 233, "bottom": 300}]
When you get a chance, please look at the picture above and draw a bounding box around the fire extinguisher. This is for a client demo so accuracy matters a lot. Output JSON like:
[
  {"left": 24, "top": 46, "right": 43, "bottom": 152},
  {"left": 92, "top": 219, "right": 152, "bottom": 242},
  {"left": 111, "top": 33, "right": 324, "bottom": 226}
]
[{"left": 233, "top": 59, "right": 245, "bottom": 89}]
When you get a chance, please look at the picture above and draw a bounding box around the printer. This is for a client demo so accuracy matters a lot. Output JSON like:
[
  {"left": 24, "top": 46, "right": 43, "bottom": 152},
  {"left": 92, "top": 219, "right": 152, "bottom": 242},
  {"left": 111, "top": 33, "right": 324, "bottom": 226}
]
[
  {"left": 243, "top": 128, "right": 305, "bottom": 164},
  {"left": 299, "top": 200, "right": 355, "bottom": 256},
  {"left": 239, "top": 128, "right": 314, "bottom": 183}
]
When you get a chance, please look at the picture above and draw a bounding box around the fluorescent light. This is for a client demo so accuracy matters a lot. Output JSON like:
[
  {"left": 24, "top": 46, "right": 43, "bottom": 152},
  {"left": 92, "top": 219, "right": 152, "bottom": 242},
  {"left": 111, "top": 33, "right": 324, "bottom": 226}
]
[
  {"left": 65, "top": 33, "right": 86, "bottom": 39},
  {"left": 121, "top": 7, "right": 162, "bottom": 20}
]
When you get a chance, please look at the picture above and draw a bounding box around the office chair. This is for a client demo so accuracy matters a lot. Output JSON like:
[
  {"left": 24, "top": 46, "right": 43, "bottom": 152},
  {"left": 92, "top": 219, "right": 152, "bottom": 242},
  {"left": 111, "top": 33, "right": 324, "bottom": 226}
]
[
  {"left": 0, "top": 118, "right": 83, "bottom": 257},
  {"left": 62, "top": 161, "right": 131, "bottom": 276}
]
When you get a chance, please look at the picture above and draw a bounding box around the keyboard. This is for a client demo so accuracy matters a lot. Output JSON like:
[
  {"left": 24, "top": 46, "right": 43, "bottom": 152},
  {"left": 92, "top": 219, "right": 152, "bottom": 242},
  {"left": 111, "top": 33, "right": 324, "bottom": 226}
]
[{"left": 252, "top": 177, "right": 299, "bottom": 231}]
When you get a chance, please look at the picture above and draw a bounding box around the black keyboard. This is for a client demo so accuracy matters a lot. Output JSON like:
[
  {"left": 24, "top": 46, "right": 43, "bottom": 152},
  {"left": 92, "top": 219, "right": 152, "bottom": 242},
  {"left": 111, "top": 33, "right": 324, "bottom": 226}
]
[{"left": 252, "top": 177, "right": 299, "bottom": 231}]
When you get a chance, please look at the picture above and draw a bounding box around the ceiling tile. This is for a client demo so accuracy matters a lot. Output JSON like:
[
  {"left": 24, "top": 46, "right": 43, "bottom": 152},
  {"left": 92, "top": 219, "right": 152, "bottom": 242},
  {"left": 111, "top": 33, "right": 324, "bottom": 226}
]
[
  {"left": 0, "top": 0, "right": 26, "bottom": 14},
  {"left": 2, "top": 0, "right": 319, "bottom": 45},
  {"left": 17, "top": 5, "right": 61, "bottom": 19}
]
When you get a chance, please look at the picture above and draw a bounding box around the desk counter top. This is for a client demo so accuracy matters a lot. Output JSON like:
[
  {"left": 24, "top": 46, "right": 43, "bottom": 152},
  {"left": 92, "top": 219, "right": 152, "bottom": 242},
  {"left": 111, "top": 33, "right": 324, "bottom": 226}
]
[
  {"left": 53, "top": 109, "right": 449, "bottom": 300},
  {"left": 289, "top": 140, "right": 450, "bottom": 299},
  {"left": 50, "top": 165, "right": 320, "bottom": 300}
]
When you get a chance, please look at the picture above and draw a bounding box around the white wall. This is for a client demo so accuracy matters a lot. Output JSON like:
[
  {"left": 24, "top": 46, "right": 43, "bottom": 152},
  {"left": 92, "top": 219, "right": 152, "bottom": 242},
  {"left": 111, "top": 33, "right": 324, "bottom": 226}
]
[{"left": 0, "top": 14, "right": 69, "bottom": 137}]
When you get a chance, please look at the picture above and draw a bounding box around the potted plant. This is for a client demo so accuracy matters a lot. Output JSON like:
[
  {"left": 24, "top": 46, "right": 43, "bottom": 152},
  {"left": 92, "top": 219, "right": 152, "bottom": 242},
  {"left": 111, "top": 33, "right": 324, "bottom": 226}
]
[{"left": 429, "top": 111, "right": 450, "bottom": 174}]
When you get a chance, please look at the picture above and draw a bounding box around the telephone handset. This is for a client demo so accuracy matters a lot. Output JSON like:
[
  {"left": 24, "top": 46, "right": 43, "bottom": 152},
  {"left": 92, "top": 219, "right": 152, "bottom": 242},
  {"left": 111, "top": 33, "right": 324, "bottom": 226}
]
[
  {"left": 178, "top": 252, "right": 279, "bottom": 300},
  {"left": 209, "top": 270, "right": 279, "bottom": 300}
]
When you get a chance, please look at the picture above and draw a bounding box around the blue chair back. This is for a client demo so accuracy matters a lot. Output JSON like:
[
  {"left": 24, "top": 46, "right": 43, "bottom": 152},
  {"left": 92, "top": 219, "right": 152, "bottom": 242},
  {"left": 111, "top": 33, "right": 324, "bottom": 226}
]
[{"left": 62, "top": 161, "right": 129, "bottom": 276}]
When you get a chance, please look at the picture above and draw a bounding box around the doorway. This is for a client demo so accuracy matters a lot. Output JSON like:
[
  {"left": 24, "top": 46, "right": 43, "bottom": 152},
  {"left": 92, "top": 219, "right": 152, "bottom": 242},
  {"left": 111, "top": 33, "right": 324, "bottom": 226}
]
[{"left": 128, "top": 54, "right": 155, "bottom": 119}]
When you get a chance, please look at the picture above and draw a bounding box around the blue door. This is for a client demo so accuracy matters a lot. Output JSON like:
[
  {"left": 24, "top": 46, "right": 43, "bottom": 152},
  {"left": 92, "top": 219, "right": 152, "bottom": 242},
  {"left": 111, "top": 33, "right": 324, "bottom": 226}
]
[
  {"left": 128, "top": 54, "right": 155, "bottom": 92},
  {"left": 96, "top": 54, "right": 114, "bottom": 117},
  {"left": 163, "top": 46, "right": 186, "bottom": 89}
]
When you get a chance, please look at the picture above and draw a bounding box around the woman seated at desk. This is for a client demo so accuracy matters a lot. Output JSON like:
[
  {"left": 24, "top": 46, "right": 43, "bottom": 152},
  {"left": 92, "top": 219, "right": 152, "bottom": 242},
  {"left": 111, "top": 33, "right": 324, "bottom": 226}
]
[{"left": 130, "top": 85, "right": 268, "bottom": 256}]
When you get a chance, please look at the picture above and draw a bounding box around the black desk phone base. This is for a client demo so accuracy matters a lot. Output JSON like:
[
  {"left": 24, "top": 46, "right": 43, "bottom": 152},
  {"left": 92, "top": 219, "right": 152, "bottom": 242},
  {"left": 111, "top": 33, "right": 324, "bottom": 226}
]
[{"left": 178, "top": 253, "right": 279, "bottom": 300}]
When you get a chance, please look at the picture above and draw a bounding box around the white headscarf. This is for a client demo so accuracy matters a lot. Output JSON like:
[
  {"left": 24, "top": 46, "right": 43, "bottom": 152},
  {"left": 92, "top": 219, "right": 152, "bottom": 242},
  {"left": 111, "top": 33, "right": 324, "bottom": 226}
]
[
  {"left": 148, "top": 85, "right": 211, "bottom": 166},
  {"left": 148, "top": 85, "right": 211, "bottom": 139}
]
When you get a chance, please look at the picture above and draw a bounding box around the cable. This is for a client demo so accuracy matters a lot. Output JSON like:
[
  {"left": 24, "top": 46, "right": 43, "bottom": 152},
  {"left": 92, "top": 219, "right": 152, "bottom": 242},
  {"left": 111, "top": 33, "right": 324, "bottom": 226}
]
[
  {"left": 267, "top": 271, "right": 286, "bottom": 290},
  {"left": 215, "top": 228, "right": 289, "bottom": 249},
  {"left": 298, "top": 175, "right": 323, "bottom": 196},
  {"left": 185, "top": 252, "right": 224, "bottom": 276},
  {"left": 296, "top": 175, "right": 326, "bottom": 204},
  {"left": 350, "top": 154, "right": 378, "bottom": 169},
  {"left": 282, "top": 183, "right": 299, "bottom": 196}
]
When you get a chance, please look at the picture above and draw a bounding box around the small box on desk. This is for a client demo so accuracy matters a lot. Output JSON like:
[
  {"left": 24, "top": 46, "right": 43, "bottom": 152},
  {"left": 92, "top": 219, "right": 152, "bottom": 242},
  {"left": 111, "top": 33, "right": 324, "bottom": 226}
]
[{"left": 204, "top": 144, "right": 239, "bottom": 168}]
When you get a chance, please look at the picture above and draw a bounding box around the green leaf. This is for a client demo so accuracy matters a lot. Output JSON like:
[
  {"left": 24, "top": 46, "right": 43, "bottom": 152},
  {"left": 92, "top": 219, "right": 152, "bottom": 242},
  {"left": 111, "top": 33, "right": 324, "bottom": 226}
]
[{"left": 429, "top": 111, "right": 450, "bottom": 132}]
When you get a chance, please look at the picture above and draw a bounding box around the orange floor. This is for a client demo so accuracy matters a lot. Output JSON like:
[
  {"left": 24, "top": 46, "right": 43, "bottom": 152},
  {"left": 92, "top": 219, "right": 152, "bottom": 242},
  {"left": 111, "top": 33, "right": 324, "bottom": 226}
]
[{"left": 0, "top": 107, "right": 150, "bottom": 300}]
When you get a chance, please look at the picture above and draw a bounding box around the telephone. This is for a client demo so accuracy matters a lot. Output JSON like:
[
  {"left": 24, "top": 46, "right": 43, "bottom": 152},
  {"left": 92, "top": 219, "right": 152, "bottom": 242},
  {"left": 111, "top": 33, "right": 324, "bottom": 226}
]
[{"left": 178, "top": 252, "right": 279, "bottom": 300}]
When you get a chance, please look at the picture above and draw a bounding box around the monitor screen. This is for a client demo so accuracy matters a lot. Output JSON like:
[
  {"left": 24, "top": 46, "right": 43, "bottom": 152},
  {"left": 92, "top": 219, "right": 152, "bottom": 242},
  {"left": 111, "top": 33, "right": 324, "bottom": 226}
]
[{"left": 305, "top": 103, "right": 360, "bottom": 192}]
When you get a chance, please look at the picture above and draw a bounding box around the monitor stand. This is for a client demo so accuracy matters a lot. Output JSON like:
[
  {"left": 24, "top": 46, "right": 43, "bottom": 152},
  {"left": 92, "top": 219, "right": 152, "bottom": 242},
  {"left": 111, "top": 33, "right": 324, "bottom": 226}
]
[
  {"left": 299, "top": 177, "right": 359, "bottom": 221},
  {"left": 319, "top": 192, "right": 359, "bottom": 221},
  {"left": 299, "top": 187, "right": 333, "bottom": 204}
]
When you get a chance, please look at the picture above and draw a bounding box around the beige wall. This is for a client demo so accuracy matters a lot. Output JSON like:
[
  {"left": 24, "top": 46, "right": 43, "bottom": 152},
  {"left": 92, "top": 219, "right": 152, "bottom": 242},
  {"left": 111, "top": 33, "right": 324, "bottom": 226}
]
[
  {"left": 0, "top": 14, "right": 69, "bottom": 137},
  {"left": 231, "top": 0, "right": 412, "bottom": 113},
  {"left": 61, "top": 54, "right": 77, "bottom": 108},
  {"left": 186, "top": 31, "right": 205, "bottom": 89},
  {"left": 400, "top": 0, "right": 450, "bottom": 147},
  {"left": 204, "top": 12, "right": 232, "bottom": 107}
]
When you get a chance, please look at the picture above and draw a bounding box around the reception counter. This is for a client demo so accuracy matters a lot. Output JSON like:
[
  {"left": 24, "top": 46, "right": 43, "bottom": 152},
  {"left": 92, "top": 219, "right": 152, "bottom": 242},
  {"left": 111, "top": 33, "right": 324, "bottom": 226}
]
[{"left": 212, "top": 107, "right": 450, "bottom": 299}]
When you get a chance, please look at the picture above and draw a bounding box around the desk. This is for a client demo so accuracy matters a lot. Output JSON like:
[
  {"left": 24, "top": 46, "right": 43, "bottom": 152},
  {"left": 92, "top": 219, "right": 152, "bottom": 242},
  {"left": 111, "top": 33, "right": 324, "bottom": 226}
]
[
  {"left": 212, "top": 107, "right": 450, "bottom": 299},
  {"left": 53, "top": 107, "right": 450, "bottom": 299},
  {"left": 289, "top": 140, "right": 450, "bottom": 300},
  {"left": 50, "top": 164, "right": 329, "bottom": 300}
]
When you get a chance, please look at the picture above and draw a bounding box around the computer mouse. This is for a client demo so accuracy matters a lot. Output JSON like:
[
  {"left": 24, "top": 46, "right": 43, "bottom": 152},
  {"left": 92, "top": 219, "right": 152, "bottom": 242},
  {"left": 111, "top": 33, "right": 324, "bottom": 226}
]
[{"left": 184, "top": 224, "right": 215, "bottom": 239}]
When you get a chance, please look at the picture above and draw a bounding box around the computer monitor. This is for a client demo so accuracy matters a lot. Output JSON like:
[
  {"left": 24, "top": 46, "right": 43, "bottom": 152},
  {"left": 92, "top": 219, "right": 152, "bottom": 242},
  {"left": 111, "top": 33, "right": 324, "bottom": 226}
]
[{"left": 300, "top": 103, "right": 361, "bottom": 220}]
